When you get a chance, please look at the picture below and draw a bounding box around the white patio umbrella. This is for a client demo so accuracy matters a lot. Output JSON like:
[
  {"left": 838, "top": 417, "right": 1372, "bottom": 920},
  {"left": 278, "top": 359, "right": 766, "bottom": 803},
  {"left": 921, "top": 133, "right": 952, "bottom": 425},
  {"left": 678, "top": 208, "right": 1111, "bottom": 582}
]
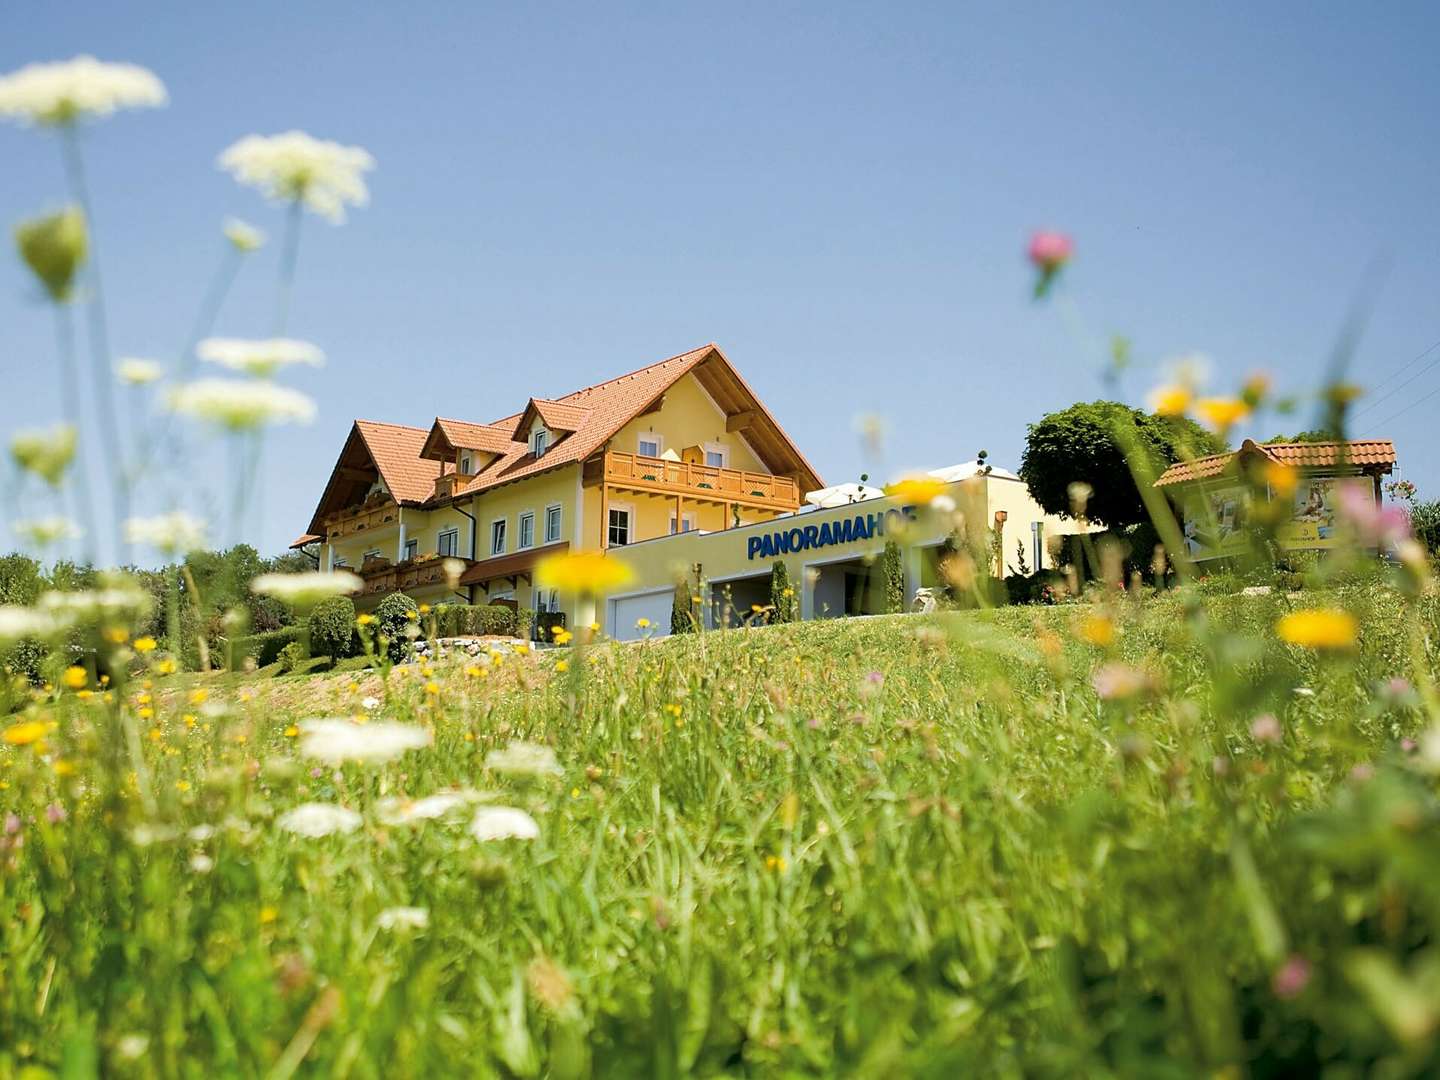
[{"left": 804, "top": 482, "right": 885, "bottom": 508}]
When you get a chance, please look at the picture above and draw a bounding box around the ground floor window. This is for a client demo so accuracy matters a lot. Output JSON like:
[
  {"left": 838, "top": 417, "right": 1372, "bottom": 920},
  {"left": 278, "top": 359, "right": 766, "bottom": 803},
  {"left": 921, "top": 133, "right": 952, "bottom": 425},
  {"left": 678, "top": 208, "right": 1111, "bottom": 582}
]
[
  {"left": 607, "top": 507, "right": 631, "bottom": 546},
  {"left": 669, "top": 511, "right": 697, "bottom": 534}
]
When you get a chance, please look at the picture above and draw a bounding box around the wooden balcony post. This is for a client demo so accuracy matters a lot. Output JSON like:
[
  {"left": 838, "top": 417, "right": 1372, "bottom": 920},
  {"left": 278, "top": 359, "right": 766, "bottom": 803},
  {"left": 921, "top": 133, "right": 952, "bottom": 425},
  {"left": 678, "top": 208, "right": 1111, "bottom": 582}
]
[
  {"left": 676, "top": 493, "right": 683, "bottom": 535},
  {"left": 599, "top": 482, "right": 609, "bottom": 550}
]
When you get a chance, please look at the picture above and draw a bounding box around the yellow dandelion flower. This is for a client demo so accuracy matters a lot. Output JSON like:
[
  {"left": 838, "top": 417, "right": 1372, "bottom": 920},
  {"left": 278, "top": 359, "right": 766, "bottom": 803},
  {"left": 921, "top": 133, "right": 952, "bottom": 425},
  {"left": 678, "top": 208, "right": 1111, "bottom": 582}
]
[
  {"left": 884, "top": 475, "right": 949, "bottom": 505},
  {"left": 259, "top": 906, "right": 278, "bottom": 925},
  {"left": 764, "top": 855, "right": 788, "bottom": 873},
  {"left": 535, "top": 551, "right": 635, "bottom": 595},
  {"left": 156, "top": 657, "right": 177, "bottom": 675},
  {"left": 183, "top": 714, "right": 197, "bottom": 728},
  {"left": 62, "top": 665, "right": 87, "bottom": 690},
  {"left": 555, "top": 660, "right": 569, "bottom": 673},
  {"left": 514, "top": 644, "right": 529, "bottom": 655},
  {"left": 3, "top": 720, "right": 47, "bottom": 746},
  {"left": 1077, "top": 614, "right": 1116, "bottom": 647},
  {"left": 1264, "top": 461, "right": 1299, "bottom": 498},
  {"left": 1276, "top": 608, "right": 1358, "bottom": 650},
  {"left": 418, "top": 603, "right": 431, "bottom": 614},
  {"left": 176, "top": 779, "right": 191, "bottom": 792},
  {"left": 99, "top": 674, "right": 109, "bottom": 686},
  {"left": 148, "top": 727, "right": 162, "bottom": 742},
  {"left": 133, "top": 636, "right": 157, "bottom": 654},
  {"left": 1147, "top": 384, "right": 1192, "bottom": 417},
  {"left": 1194, "top": 397, "right": 1250, "bottom": 431},
  {"left": 284, "top": 724, "right": 298, "bottom": 738},
  {"left": 357, "top": 613, "right": 376, "bottom": 626},
  {"left": 636, "top": 617, "right": 651, "bottom": 629},
  {"left": 137, "top": 706, "right": 154, "bottom": 720},
  {"left": 465, "top": 664, "right": 483, "bottom": 678},
  {"left": 135, "top": 693, "right": 152, "bottom": 706},
  {"left": 53, "top": 760, "right": 75, "bottom": 776},
  {"left": 188, "top": 688, "right": 208, "bottom": 705},
  {"left": 425, "top": 682, "right": 440, "bottom": 696},
  {"left": 102, "top": 627, "right": 128, "bottom": 645}
]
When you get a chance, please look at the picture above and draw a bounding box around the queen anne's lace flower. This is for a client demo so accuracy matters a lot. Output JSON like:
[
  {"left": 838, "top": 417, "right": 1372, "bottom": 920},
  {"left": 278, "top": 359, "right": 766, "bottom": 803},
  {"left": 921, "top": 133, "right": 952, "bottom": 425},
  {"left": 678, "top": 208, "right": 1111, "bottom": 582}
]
[
  {"left": 469, "top": 806, "right": 541, "bottom": 842},
  {"left": 222, "top": 218, "right": 264, "bottom": 252},
  {"left": 10, "top": 424, "right": 77, "bottom": 486},
  {"left": 376, "top": 907, "right": 429, "bottom": 931},
  {"left": 197, "top": 337, "right": 324, "bottom": 378},
  {"left": 484, "top": 741, "right": 563, "bottom": 780},
  {"left": 218, "top": 130, "right": 375, "bottom": 224},
  {"left": 168, "top": 378, "right": 316, "bottom": 429},
  {"left": 124, "top": 511, "right": 207, "bottom": 556},
  {"left": 0, "top": 56, "right": 166, "bottom": 126},
  {"left": 116, "top": 357, "right": 163, "bottom": 385},
  {"left": 0, "top": 606, "right": 64, "bottom": 645},
  {"left": 14, "top": 516, "right": 80, "bottom": 547},
  {"left": 277, "top": 803, "right": 362, "bottom": 838},
  {"left": 297, "top": 717, "right": 430, "bottom": 765},
  {"left": 376, "top": 790, "right": 483, "bottom": 826},
  {"left": 250, "top": 572, "right": 362, "bottom": 608}
]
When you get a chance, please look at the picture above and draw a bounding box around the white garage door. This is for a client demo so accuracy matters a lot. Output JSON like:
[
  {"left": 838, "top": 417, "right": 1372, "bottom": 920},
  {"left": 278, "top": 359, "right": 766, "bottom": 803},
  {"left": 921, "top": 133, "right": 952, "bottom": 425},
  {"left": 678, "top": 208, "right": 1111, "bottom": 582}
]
[{"left": 609, "top": 590, "right": 673, "bottom": 642}]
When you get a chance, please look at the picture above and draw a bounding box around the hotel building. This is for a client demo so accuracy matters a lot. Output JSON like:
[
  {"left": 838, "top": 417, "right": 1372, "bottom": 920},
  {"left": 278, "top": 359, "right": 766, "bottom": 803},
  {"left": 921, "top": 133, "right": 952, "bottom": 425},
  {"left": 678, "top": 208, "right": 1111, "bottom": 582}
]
[{"left": 293, "top": 344, "right": 1076, "bottom": 639}]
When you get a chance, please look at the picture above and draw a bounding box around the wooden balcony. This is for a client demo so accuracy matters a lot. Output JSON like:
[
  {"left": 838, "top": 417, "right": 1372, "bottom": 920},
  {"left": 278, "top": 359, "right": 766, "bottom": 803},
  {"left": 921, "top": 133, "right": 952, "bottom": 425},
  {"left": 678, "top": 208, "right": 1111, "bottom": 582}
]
[
  {"left": 360, "top": 556, "right": 474, "bottom": 597},
  {"left": 325, "top": 499, "right": 402, "bottom": 541},
  {"left": 600, "top": 451, "right": 800, "bottom": 511}
]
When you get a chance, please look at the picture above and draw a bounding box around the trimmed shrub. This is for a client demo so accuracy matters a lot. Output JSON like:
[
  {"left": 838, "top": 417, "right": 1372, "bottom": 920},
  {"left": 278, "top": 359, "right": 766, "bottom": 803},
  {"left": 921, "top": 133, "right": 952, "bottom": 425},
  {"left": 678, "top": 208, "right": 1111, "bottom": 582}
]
[
  {"left": 881, "top": 541, "right": 906, "bottom": 614},
  {"left": 671, "top": 580, "right": 696, "bottom": 634},
  {"left": 375, "top": 591, "right": 419, "bottom": 663},
  {"left": 770, "top": 562, "right": 797, "bottom": 623},
  {"left": 233, "top": 625, "right": 305, "bottom": 668},
  {"left": 432, "top": 603, "right": 521, "bottom": 638},
  {"left": 277, "top": 640, "right": 308, "bottom": 674},
  {"left": 309, "top": 594, "right": 357, "bottom": 661}
]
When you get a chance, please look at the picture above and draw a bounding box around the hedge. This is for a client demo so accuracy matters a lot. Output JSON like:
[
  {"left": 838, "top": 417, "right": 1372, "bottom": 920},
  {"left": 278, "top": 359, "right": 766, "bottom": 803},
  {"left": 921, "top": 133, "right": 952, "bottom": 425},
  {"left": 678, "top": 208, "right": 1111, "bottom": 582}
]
[
  {"left": 431, "top": 603, "right": 525, "bottom": 639},
  {"left": 232, "top": 625, "right": 305, "bottom": 668}
]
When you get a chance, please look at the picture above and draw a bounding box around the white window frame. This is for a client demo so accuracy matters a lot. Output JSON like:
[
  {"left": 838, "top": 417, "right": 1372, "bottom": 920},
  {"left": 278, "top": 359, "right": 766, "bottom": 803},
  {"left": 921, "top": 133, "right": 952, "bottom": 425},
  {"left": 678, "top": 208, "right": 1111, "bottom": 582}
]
[
  {"left": 703, "top": 441, "right": 729, "bottom": 469},
  {"left": 518, "top": 510, "right": 535, "bottom": 550},
  {"left": 607, "top": 503, "right": 633, "bottom": 547},
  {"left": 669, "top": 511, "right": 698, "bottom": 535},
  {"left": 637, "top": 432, "right": 664, "bottom": 458},
  {"left": 531, "top": 428, "right": 548, "bottom": 457},
  {"left": 544, "top": 503, "right": 563, "bottom": 544},
  {"left": 459, "top": 453, "right": 473, "bottom": 474},
  {"left": 490, "top": 518, "right": 507, "bottom": 556},
  {"left": 437, "top": 528, "right": 460, "bottom": 558}
]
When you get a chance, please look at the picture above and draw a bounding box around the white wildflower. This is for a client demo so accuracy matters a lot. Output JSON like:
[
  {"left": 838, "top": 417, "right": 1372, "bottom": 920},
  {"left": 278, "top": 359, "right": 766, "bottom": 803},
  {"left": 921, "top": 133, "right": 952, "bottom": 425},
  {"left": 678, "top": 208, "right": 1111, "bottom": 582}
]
[
  {"left": 186, "top": 824, "right": 216, "bottom": 842},
  {"left": 14, "top": 516, "right": 80, "bottom": 547},
  {"left": 0, "top": 56, "right": 166, "bottom": 126},
  {"left": 116, "top": 357, "right": 164, "bottom": 385},
  {"left": 376, "top": 790, "right": 481, "bottom": 826},
  {"left": 10, "top": 424, "right": 76, "bottom": 486},
  {"left": 297, "top": 717, "right": 430, "bottom": 766},
  {"left": 0, "top": 606, "right": 63, "bottom": 645},
  {"left": 361, "top": 695, "right": 380, "bottom": 711},
  {"left": 251, "top": 571, "right": 362, "bottom": 608},
  {"left": 218, "top": 130, "right": 375, "bottom": 224},
  {"left": 114, "top": 1034, "right": 150, "bottom": 1062},
  {"left": 277, "top": 802, "right": 362, "bottom": 838},
  {"left": 39, "top": 583, "right": 152, "bottom": 625},
  {"left": 222, "top": 217, "right": 264, "bottom": 252},
  {"left": 168, "top": 378, "right": 315, "bottom": 430},
  {"left": 124, "top": 511, "right": 207, "bottom": 556},
  {"left": 469, "top": 805, "right": 541, "bottom": 842},
  {"left": 130, "top": 823, "right": 180, "bottom": 846},
  {"left": 376, "top": 906, "right": 429, "bottom": 932},
  {"left": 189, "top": 852, "right": 215, "bottom": 874},
  {"left": 484, "top": 740, "right": 563, "bottom": 780},
  {"left": 197, "top": 337, "right": 324, "bottom": 378}
]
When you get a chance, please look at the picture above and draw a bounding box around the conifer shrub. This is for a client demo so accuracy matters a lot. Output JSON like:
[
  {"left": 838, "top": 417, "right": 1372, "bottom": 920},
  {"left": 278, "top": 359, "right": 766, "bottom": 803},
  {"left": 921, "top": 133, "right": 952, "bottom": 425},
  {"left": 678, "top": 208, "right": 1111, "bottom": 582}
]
[
  {"left": 374, "top": 591, "right": 419, "bottom": 663},
  {"left": 309, "top": 594, "right": 357, "bottom": 660},
  {"left": 881, "top": 541, "right": 906, "bottom": 614},
  {"left": 770, "top": 562, "right": 797, "bottom": 623}
]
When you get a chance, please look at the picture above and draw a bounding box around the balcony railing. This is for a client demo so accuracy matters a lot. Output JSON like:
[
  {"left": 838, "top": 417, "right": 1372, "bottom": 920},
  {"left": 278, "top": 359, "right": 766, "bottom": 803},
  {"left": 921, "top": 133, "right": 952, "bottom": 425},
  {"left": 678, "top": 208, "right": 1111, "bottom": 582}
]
[
  {"left": 602, "top": 451, "right": 800, "bottom": 509},
  {"left": 325, "top": 499, "right": 402, "bottom": 540},
  {"left": 359, "top": 556, "right": 473, "bottom": 596}
]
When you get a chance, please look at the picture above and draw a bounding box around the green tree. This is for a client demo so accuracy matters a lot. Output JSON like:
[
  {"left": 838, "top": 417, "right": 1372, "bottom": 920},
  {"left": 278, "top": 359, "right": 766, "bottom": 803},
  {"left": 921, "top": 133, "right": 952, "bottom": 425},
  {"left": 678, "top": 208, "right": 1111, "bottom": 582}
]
[
  {"left": 309, "top": 594, "right": 357, "bottom": 660},
  {"left": 770, "top": 562, "right": 797, "bottom": 623},
  {"left": 1019, "top": 401, "right": 1226, "bottom": 529},
  {"left": 670, "top": 579, "right": 696, "bottom": 634},
  {"left": 1266, "top": 429, "right": 1336, "bottom": 443},
  {"left": 375, "top": 591, "right": 419, "bottom": 663}
]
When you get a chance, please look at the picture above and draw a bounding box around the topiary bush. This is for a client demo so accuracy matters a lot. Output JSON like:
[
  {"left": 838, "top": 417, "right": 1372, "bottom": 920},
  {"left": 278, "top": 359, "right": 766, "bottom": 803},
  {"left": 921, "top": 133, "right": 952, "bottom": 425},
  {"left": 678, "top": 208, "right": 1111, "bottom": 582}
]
[
  {"left": 277, "top": 639, "right": 308, "bottom": 674},
  {"left": 309, "top": 594, "right": 357, "bottom": 661},
  {"left": 671, "top": 579, "right": 696, "bottom": 634},
  {"left": 374, "top": 591, "right": 419, "bottom": 663},
  {"left": 881, "top": 541, "right": 906, "bottom": 614},
  {"left": 770, "top": 561, "right": 797, "bottom": 623}
]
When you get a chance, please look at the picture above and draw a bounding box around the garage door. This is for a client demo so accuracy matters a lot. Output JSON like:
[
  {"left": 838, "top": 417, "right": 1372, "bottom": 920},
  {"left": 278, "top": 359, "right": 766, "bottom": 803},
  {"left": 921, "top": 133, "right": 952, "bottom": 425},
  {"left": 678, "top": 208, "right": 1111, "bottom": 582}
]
[{"left": 609, "top": 590, "right": 673, "bottom": 642}]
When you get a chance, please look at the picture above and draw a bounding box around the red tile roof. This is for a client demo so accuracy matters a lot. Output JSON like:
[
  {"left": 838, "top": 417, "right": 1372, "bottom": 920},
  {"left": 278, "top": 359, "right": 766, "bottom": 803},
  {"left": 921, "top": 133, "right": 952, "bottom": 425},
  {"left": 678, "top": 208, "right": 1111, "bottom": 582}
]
[
  {"left": 434, "top": 418, "right": 516, "bottom": 455},
  {"left": 1154, "top": 439, "right": 1397, "bottom": 487},
  {"left": 354, "top": 420, "right": 442, "bottom": 503}
]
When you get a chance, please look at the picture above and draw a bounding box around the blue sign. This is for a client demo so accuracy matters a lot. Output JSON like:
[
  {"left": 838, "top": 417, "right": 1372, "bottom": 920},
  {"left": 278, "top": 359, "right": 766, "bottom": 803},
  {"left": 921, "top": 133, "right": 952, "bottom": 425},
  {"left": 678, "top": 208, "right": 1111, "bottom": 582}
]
[{"left": 746, "top": 506, "right": 917, "bottom": 561}]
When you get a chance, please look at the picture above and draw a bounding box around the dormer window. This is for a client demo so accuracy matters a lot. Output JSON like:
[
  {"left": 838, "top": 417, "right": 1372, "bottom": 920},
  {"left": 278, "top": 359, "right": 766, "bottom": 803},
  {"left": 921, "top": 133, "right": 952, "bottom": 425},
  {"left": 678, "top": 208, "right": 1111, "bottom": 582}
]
[
  {"left": 459, "top": 453, "right": 472, "bottom": 474},
  {"left": 531, "top": 428, "right": 548, "bottom": 457}
]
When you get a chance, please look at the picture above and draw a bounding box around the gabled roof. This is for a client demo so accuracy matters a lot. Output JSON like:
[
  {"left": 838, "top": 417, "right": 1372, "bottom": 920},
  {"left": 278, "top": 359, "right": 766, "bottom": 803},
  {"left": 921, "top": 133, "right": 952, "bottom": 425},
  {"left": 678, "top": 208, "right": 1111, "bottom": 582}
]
[
  {"left": 1154, "top": 439, "right": 1397, "bottom": 488},
  {"left": 447, "top": 343, "right": 823, "bottom": 499},
  {"left": 302, "top": 420, "right": 441, "bottom": 538},
  {"left": 510, "top": 399, "right": 592, "bottom": 440},
  {"left": 420, "top": 417, "right": 517, "bottom": 461}
]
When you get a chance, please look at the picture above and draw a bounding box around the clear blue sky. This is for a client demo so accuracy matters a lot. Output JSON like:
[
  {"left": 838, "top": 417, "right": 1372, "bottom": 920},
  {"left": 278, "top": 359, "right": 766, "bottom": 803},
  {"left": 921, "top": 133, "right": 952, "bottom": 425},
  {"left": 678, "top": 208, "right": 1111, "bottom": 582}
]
[{"left": 3, "top": 1, "right": 1438, "bottom": 561}]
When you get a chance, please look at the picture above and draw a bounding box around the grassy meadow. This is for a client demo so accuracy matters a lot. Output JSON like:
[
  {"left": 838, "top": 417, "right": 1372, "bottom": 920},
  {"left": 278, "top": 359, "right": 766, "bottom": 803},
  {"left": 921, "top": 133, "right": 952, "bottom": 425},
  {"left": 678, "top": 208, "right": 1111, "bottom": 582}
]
[{"left": 4, "top": 584, "right": 1440, "bottom": 1077}]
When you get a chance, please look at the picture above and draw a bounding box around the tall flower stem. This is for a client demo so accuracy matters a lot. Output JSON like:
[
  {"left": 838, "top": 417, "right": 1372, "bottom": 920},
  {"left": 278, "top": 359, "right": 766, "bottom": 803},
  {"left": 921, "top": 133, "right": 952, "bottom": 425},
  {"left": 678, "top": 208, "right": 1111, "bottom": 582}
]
[
  {"left": 135, "top": 243, "right": 245, "bottom": 484},
  {"left": 273, "top": 199, "right": 304, "bottom": 336},
  {"left": 53, "top": 304, "right": 98, "bottom": 562},
  {"left": 60, "top": 125, "right": 129, "bottom": 560}
]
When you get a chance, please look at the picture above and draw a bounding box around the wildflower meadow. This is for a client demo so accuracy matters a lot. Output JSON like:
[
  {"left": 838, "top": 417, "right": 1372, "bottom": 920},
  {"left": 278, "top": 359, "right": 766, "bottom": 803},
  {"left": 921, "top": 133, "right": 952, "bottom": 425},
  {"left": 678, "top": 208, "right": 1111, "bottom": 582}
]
[{"left": 3, "top": 52, "right": 1440, "bottom": 1079}]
